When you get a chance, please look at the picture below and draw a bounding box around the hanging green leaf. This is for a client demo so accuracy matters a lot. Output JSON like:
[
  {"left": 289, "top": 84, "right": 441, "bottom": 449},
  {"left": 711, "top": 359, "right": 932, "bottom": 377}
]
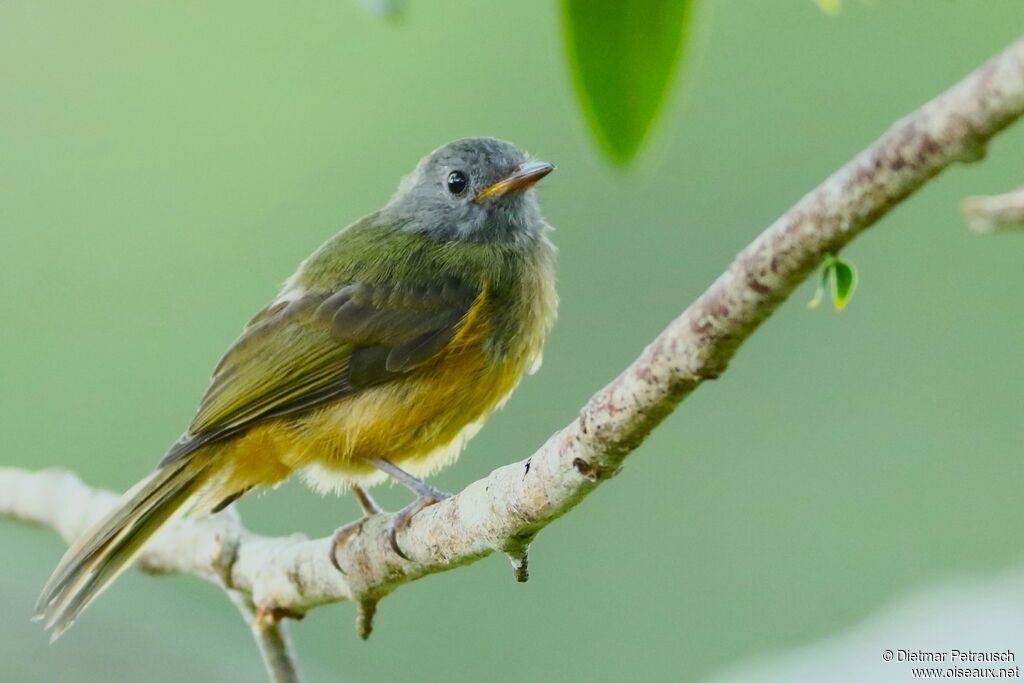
[
  {"left": 814, "top": 0, "right": 842, "bottom": 15},
  {"left": 561, "top": 0, "right": 694, "bottom": 165},
  {"left": 830, "top": 258, "right": 857, "bottom": 310},
  {"left": 808, "top": 254, "right": 859, "bottom": 311}
]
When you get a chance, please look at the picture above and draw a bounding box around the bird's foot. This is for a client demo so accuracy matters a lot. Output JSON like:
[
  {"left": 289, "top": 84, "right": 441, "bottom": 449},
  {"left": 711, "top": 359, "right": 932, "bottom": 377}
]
[
  {"left": 388, "top": 489, "right": 450, "bottom": 561},
  {"left": 331, "top": 485, "right": 385, "bottom": 573},
  {"left": 364, "top": 457, "right": 451, "bottom": 559},
  {"left": 330, "top": 519, "right": 365, "bottom": 573}
]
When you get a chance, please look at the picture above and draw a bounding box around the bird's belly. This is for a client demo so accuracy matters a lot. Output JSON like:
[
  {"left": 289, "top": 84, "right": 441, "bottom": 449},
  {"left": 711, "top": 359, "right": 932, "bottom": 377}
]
[{"left": 288, "top": 337, "right": 534, "bottom": 494}]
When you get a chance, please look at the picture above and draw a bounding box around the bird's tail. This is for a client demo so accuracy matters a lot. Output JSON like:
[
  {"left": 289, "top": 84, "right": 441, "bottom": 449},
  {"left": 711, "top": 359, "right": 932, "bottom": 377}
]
[{"left": 34, "top": 451, "right": 216, "bottom": 639}]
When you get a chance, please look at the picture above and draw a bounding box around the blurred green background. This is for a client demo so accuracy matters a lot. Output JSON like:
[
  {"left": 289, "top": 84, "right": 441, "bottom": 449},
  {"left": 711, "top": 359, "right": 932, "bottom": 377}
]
[{"left": 2, "top": 2, "right": 1023, "bottom": 682}]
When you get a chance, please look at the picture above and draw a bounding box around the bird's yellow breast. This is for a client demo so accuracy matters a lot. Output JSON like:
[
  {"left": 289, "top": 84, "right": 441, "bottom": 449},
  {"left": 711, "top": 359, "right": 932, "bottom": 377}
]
[{"left": 216, "top": 272, "right": 555, "bottom": 497}]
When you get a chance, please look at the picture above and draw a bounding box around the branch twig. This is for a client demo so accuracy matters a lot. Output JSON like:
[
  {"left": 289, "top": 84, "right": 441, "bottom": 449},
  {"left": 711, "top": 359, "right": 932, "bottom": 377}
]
[
  {"left": 231, "top": 595, "right": 301, "bottom": 683},
  {"left": 962, "top": 185, "right": 1024, "bottom": 232},
  {"left": 4, "top": 34, "right": 1024, "bottom": 683}
]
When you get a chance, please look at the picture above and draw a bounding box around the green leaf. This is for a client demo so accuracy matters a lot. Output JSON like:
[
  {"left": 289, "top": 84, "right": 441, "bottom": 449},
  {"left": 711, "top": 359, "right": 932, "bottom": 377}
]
[
  {"left": 814, "top": 0, "right": 842, "bottom": 15},
  {"left": 809, "top": 255, "right": 858, "bottom": 311},
  {"left": 561, "top": 0, "right": 693, "bottom": 165},
  {"left": 830, "top": 258, "right": 857, "bottom": 310}
]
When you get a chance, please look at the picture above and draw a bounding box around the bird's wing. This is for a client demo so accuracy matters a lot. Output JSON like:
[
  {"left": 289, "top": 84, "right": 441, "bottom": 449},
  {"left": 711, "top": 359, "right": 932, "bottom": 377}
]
[{"left": 161, "top": 279, "right": 479, "bottom": 465}]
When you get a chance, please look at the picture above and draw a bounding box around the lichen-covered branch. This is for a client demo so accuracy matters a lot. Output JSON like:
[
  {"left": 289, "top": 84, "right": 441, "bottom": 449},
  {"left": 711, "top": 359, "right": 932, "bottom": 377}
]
[
  {"left": 3, "top": 33, "right": 1024, "bottom": 680},
  {"left": 962, "top": 185, "right": 1024, "bottom": 232}
]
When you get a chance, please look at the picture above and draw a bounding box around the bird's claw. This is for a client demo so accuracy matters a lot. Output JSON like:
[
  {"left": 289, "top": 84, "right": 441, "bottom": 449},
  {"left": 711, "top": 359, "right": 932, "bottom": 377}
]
[
  {"left": 388, "top": 491, "right": 450, "bottom": 560},
  {"left": 331, "top": 519, "right": 366, "bottom": 573}
]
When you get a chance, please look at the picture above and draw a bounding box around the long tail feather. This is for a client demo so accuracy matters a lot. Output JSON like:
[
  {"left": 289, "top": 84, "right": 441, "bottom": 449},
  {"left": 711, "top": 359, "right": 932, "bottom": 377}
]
[{"left": 34, "top": 453, "right": 214, "bottom": 639}]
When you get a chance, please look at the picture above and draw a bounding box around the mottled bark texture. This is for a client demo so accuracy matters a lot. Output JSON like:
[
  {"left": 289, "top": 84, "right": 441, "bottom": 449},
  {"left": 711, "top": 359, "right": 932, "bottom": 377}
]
[{"left": 3, "top": 34, "right": 1024, "bottom": 683}]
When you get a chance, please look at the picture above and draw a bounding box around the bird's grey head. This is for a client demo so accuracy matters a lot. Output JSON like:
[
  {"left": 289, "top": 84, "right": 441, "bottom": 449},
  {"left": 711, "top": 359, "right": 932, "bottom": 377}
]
[{"left": 382, "top": 137, "right": 554, "bottom": 244}]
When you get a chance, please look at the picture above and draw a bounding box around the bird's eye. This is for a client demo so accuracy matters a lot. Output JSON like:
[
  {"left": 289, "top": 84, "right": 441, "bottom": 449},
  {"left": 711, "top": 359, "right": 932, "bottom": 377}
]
[{"left": 446, "top": 170, "right": 468, "bottom": 196}]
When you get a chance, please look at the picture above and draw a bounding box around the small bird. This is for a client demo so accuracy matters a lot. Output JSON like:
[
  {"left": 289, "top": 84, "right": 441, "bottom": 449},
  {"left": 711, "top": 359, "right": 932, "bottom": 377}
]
[{"left": 35, "top": 137, "right": 558, "bottom": 638}]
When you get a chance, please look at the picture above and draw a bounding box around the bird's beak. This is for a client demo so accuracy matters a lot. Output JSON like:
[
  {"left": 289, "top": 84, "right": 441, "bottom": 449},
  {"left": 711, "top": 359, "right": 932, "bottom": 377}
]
[{"left": 475, "top": 161, "right": 555, "bottom": 201}]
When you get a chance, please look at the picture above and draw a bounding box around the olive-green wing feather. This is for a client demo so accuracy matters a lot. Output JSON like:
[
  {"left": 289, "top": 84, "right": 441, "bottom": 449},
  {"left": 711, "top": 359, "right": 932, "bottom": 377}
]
[{"left": 160, "top": 279, "right": 478, "bottom": 465}]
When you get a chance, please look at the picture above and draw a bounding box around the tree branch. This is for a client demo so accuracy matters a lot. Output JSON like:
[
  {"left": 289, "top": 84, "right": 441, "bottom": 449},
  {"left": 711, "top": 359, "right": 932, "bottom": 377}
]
[
  {"left": 4, "top": 33, "right": 1024, "bottom": 683},
  {"left": 231, "top": 595, "right": 302, "bottom": 683},
  {"left": 962, "top": 185, "right": 1024, "bottom": 232}
]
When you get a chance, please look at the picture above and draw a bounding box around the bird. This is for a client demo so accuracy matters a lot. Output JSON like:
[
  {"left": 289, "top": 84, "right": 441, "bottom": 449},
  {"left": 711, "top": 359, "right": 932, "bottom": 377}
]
[{"left": 35, "top": 137, "right": 558, "bottom": 639}]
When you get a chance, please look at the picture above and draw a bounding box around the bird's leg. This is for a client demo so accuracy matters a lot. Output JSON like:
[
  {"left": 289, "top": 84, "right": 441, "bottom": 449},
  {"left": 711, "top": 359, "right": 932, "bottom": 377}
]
[
  {"left": 367, "top": 457, "right": 450, "bottom": 500},
  {"left": 366, "top": 457, "right": 450, "bottom": 560},
  {"left": 351, "top": 484, "right": 383, "bottom": 516}
]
